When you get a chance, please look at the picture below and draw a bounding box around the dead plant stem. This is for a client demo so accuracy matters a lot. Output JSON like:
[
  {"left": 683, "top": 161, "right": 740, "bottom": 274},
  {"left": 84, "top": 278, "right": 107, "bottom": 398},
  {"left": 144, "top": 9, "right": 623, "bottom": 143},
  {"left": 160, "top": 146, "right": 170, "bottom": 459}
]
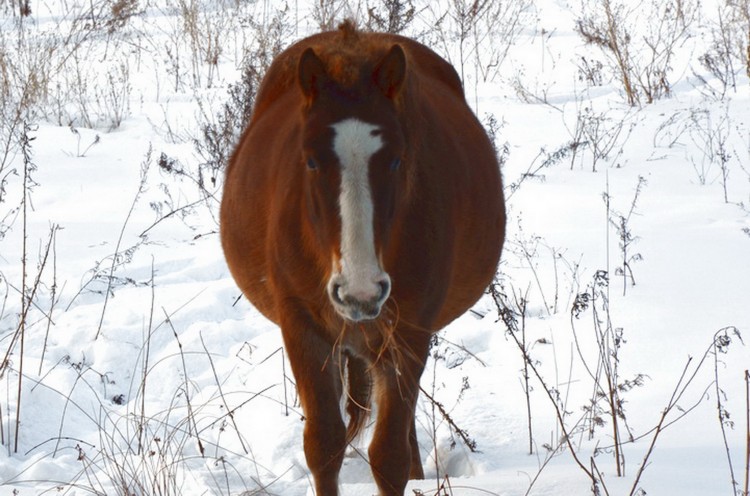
[
  {"left": 593, "top": 290, "right": 623, "bottom": 476},
  {"left": 38, "top": 225, "right": 59, "bottom": 375},
  {"left": 419, "top": 385, "right": 479, "bottom": 454},
  {"left": 137, "top": 258, "right": 156, "bottom": 455},
  {"left": 744, "top": 369, "right": 749, "bottom": 496},
  {"left": 607, "top": 371, "right": 622, "bottom": 476},
  {"left": 715, "top": 336, "right": 740, "bottom": 493},
  {"left": 604, "top": 0, "right": 636, "bottom": 106},
  {"left": 14, "top": 123, "right": 30, "bottom": 453},
  {"left": 199, "top": 333, "right": 249, "bottom": 454},
  {"left": 95, "top": 145, "right": 151, "bottom": 340},
  {"left": 513, "top": 289, "right": 534, "bottom": 455},
  {"left": 163, "top": 307, "right": 205, "bottom": 457},
  {"left": 495, "top": 290, "right": 600, "bottom": 489},
  {"left": 627, "top": 331, "right": 728, "bottom": 496},
  {"left": 431, "top": 354, "right": 440, "bottom": 489},
  {"left": 514, "top": 331, "right": 598, "bottom": 488}
]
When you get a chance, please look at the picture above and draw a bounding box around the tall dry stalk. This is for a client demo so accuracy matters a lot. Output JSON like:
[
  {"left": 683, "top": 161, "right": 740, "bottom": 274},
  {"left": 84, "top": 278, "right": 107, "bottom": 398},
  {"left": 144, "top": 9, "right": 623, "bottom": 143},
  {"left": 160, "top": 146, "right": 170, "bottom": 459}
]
[
  {"left": 95, "top": 145, "right": 151, "bottom": 340},
  {"left": 13, "top": 122, "right": 32, "bottom": 453},
  {"left": 1, "top": 123, "right": 55, "bottom": 452},
  {"left": 38, "top": 224, "right": 59, "bottom": 375},
  {"left": 491, "top": 283, "right": 603, "bottom": 493},
  {"left": 744, "top": 369, "right": 749, "bottom": 496}
]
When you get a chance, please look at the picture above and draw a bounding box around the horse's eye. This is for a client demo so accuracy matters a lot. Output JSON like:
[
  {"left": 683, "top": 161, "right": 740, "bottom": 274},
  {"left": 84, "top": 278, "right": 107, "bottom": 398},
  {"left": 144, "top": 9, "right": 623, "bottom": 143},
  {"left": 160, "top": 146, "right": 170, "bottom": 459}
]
[
  {"left": 390, "top": 158, "right": 401, "bottom": 171},
  {"left": 306, "top": 158, "right": 318, "bottom": 170}
]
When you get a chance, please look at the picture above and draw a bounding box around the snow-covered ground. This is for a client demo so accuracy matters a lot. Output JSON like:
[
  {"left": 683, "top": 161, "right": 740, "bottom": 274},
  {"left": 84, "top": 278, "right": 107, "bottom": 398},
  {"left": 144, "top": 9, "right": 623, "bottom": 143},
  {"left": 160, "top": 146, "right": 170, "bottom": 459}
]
[{"left": 1, "top": 0, "right": 748, "bottom": 495}]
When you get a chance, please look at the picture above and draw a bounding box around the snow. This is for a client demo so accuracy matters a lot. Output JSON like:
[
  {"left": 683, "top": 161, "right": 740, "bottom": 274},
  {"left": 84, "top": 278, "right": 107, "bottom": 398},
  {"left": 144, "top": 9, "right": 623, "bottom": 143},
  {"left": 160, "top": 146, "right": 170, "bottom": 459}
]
[{"left": 1, "top": 0, "right": 749, "bottom": 495}]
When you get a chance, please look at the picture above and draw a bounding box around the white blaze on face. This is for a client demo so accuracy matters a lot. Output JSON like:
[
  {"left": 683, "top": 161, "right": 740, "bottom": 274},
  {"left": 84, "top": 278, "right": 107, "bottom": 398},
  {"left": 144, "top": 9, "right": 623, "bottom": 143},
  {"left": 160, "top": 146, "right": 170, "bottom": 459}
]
[{"left": 328, "top": 118, "right": 391, "bottom": 320}]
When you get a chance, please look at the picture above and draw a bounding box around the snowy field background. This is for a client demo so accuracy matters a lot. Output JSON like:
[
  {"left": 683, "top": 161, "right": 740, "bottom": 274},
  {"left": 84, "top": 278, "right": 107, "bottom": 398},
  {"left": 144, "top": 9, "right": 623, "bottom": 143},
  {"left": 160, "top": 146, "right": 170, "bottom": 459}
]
[{"left": 1, "top": 0, "right": 749, "bottom": 494}]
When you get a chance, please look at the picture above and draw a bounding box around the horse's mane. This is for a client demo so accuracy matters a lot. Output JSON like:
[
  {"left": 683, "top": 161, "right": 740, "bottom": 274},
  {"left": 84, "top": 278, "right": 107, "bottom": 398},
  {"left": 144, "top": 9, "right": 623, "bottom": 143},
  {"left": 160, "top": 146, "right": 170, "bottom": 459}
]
[
  {"left": 251, "top": 21, "right": 399, "bottom": 120},
  {"left": 312, "top": 20, "right": 393, "bottom": 88}
]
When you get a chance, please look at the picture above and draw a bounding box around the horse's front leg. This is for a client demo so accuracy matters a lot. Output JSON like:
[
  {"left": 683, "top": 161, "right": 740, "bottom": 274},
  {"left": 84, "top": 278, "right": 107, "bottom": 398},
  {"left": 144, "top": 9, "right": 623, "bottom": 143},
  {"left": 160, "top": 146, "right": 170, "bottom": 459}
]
[
  {"left": 368, "top": 333, "right": 430, "bottom": 495},
  {"left": 409, "top": 416, "right": 425, "bottom": 480},
  {"left": 280, "top": 312, "right": 346, "bottom": 496}
]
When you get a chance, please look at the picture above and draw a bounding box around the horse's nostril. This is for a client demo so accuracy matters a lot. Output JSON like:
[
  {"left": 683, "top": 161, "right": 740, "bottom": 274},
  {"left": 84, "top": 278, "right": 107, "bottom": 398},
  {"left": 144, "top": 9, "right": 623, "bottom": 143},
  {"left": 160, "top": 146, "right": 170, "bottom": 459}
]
[
  {"left": 328, "top": 275, "right": 389, "bottom": 321},
  {"left": 378, "top": 279, "right": 391, "bottom": 302},
  {"left": 332, "top": 283, "right": 344, "bottom": 304}
]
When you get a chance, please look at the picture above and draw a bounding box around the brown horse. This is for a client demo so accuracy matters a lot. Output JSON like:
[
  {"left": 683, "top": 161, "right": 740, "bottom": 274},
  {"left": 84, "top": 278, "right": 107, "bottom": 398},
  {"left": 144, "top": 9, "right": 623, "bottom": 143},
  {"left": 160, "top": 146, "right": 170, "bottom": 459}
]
[{"left": 221, "top": 21, "right": 505, "bottom": 496}]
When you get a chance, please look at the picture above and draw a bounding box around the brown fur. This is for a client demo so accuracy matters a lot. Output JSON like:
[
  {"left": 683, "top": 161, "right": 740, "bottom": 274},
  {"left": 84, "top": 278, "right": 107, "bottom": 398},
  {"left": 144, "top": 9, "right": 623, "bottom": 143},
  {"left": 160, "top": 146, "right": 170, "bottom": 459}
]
[{"left": 221, "top": 22, "right": 506, "bottom": 496}]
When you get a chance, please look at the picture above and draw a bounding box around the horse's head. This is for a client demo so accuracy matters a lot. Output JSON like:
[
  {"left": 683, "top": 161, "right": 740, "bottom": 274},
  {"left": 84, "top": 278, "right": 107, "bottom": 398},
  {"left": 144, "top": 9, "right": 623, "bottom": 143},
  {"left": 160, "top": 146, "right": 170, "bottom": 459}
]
[{"left": 297, "top": 44, "right": 407, "bottom": 322}]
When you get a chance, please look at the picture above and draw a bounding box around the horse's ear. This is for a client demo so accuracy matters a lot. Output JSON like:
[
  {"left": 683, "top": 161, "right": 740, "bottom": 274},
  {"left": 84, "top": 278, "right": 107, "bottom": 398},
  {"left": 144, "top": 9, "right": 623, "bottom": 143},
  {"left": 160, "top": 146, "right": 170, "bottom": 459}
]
[
  {"left": 374, "top": 45, "right": 406, "bottom": 99},
  {"left": 298, "top": 47, "right": 327, "bottom": 102}
]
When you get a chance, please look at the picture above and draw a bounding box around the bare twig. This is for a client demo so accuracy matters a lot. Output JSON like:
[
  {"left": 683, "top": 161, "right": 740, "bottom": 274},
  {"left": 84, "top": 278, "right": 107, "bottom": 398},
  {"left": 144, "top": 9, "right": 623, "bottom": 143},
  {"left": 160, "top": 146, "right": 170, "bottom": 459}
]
[
  {"left": 714, "top": 327, "right": 743, "bottom": 494},
  {"left": 162, "top": 307, "right": 205, "bottom": 457},
  {"left": 95, "top": 144, "right": 152, "bottom": 340},
  {"left": 491, "top": 284, "right": 601, "bottom": 491},
  {"left": 5, "top": 123, "right": 54, "bottom": 453},
  {"left": 744, "top": 369, "right": 749, "bottom": 496},
  {"left": 199, "top": 333, "right": 249, "bottom": 455},
  {"left": 628, "top": 356, "right": 693, "bottom": 495},
  {"left": 419, "top": 385, "right": 478, "bottom": 453},
  {"left": 510, "top": 287, "right": 534, "bottom": 456},
  {"left": 137, "top": 258, "right": 156, "bottom": 455},
  {"left": 629, "top": 327, "right": 741, "bottom": 495},
  {"left": 38, "top": 224, "right": 60, "bottom": 375},
  {"left": 13, "top": 122, "right": 32, "bottom": 454}
]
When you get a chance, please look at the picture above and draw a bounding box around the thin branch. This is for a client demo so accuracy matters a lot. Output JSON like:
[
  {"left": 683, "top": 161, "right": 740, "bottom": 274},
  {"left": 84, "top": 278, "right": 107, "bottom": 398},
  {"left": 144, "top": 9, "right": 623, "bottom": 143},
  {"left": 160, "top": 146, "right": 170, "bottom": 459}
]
[
  {"left": 491, "top": 285, "right": 600, "bottom": 489},
  {"left": 95, "top": 145, "right": 152, "bottom": 340},
  {"left": 419, "top": 385, "right": 478, "bottom": 453},
  {"left": 199, "top": 333, "right": 249, "bottom": 455},
  {"left": 744, "top": 369, "right": 749, "bottom": 496}
]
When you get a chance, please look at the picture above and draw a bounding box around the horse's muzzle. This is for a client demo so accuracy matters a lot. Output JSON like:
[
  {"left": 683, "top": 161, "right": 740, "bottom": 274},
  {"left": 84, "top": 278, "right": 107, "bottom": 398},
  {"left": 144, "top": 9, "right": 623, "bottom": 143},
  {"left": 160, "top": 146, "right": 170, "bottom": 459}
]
[{"left": 328, "top": 272, "right": 391, "bottom": 322}]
